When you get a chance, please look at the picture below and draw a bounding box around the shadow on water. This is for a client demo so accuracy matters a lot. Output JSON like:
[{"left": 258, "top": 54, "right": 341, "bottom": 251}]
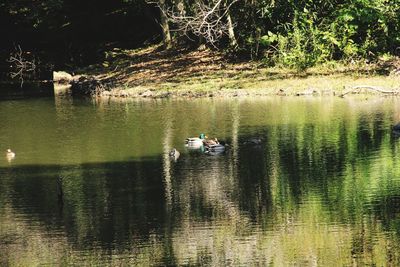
[
  {"left": 2, "top": 97, "right": 400, "bottom": 265},
  {"left": 0, "top": 157, "right": 167, "bottom": 249},
  {"left": 0, "top": 82, "right": 54, "bottom": 100},
  {"left": 2, "top": 121, "right": 400, "bottom": 238}
]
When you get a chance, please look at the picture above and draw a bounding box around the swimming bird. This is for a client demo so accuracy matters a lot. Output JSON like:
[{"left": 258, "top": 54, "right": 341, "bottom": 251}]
[
  {"left": 203, "top": 137, "right": 219, "bottom": 147},
  {"left": 6, "top": 149, "right": 15, "bottom": 160},
  {"left": 243, "top": 137, "right": 263, "bottom": 145},
  {"left": 205, "top": 143, "right": 225, "bottom": 153},
  {"left": 185, "top": 133, "right": 206, "bottom": 148},
  {"left": 169, "top": 148, "right": 180, "bottom": 161}
]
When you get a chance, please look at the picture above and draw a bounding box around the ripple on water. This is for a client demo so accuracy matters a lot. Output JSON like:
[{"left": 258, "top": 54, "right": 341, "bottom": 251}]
[{"left": 2, "top": 97, "right": 400, "bottom": 265}]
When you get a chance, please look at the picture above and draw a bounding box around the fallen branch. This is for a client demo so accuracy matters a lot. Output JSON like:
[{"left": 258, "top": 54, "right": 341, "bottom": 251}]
[{"left": 340, "top": 85, "right": 400, "bottom": 97}]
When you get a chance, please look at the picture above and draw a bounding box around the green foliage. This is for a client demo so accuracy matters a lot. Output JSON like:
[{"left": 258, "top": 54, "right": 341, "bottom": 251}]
[
  {"left": 259, "top": 32, "right": 277, "bottom": 47},
  {"left": 230, "top": 0, "right": 400, "bottom": 69},
  {"left": 269, "top": 10, "right": 334, "bottom": 70},
  {"left": 0, "top": 0, "right": 65, "bottom": 31},
  {"left": 1, "top": 0, "right": 399, "bottom": 69}
]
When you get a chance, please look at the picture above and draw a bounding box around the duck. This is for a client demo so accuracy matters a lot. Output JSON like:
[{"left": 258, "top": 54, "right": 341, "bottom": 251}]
[
  {"left": 185, "top": 133, "right": 206, "bottom": 147},
  {"left": 205, "top": 143, "right": 225, "bottom": 153},
  {"left": 243, "top": 137, "right": 263, "bottom": 145},
  {"left": 6, "top": 149, "right": 15, "bottom": 160},
  {"left": 203, "top": 137, "right": 219, "bottom": 147},
  {"left": 169, "top": 148, "right": 180, "bottom": 161}
]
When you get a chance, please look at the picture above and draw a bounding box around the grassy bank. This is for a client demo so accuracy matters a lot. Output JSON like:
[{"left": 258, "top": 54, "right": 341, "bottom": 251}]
[{"left": 75, "top": 44, "right": 400, "bottom": 98}]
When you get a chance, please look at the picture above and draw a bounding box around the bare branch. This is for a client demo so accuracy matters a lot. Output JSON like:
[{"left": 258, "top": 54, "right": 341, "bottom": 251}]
[
  {"left": 149, "top": 0, "right": 239, "bottom": 47},
  {"left": 340, "top": 85, "right": 400, "bottom": 97},
  {"left": 7, "top": 45, "right": 37, "bottom": 87}
]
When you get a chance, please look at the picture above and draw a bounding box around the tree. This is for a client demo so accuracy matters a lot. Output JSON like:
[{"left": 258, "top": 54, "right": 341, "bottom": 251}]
[
  {"left": 156, "top": 0, "right": 239, "bottom": 47},
  {"left": 159, "top": 0, "right": 172, "bottom": 49}
]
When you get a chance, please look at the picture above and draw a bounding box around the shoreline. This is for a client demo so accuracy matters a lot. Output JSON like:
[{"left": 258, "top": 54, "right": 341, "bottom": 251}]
[
  {"left": 68, "top": 75, "right": 400, "bottom": 99},
  {"left": 59, "top": 45, "right": 400, "bottom": 99}
]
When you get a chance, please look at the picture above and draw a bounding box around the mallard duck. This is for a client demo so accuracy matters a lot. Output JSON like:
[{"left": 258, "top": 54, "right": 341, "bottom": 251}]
[
  {"left": 186, "top": 133, "right": 206, "bottom": 147},
  {"left": 169, "top": 148, "right": 180, "bottom": 161},
  {"left": 203, "top": 138, "right": 219, "bottom": 147},
  {"left": 243, "top": 137, "right": 262, "bottom": 145},
  {"left": 6, "top": 149, "right": 15, "bottom": 160},
  {"left": 205, "top": 143, "right": 225, "bottom": 153}
]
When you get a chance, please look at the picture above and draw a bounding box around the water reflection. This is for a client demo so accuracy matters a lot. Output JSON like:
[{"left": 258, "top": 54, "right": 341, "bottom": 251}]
[{"left": 1, "top": 97, "right": 400, "bottom": 265}]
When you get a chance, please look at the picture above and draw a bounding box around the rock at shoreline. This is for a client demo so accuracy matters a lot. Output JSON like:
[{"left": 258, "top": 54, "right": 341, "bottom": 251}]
[
  {"left": 140, "top": 90, "right": 155, "bottom": 98},
  {"left": 296, "top": 88, "right": 318, "bottom": 96},
  {"left": 53, "top": 71, "right": 74, "bottom": 84}
]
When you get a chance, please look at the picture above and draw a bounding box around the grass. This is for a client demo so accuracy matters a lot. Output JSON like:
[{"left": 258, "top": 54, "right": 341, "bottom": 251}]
[{"left": 76, "top": 44, "right": 400, "bottom": 97}]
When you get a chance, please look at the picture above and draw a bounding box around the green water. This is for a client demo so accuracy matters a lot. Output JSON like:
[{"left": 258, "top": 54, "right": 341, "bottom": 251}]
[{"left": 1, "top": 96, "right": 400, "bottom": 266}]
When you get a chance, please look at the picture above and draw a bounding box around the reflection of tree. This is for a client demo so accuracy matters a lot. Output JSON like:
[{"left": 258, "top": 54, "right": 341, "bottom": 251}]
[
  {"left": 159, "top": 98, "right": 400, "bottom": 265},
  {"left": 162, "top": 105, "right": 173, "bottom": 207},
  {"left": 230, "top": 100, "right": 239, "bottom": 183},
  {"left": 3, "top": 98, "right": 400, "bottom": 265},
  {"left": 169, "top": 151, "right": 250, "bottom": 264}
]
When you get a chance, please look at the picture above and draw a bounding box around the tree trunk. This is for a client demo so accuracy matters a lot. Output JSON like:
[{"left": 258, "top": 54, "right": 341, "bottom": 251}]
[
  {"left": 226, "top": 10, "right": 238, "bottom": 48},
  {"left": 174, "top": 0, "right": 186, "bottom": 45},
  {"left": 159, "top": 0, "right": 172, "bottom": 49}
]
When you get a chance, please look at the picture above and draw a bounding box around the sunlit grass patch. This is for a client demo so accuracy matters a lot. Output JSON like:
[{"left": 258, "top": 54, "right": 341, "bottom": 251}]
[{"left": 77, "top": 45, "right": 400, "bottom": 97}]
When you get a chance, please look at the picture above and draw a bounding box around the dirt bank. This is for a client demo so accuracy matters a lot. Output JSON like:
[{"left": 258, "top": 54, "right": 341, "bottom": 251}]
[{"left": 70, "top": 44, "right": 400, "bottom": 99}]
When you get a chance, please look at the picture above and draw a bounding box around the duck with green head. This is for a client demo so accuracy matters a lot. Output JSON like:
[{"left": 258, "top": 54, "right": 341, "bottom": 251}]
[{"left": 185, "top": 133, "right": 206, "bottom": 147}]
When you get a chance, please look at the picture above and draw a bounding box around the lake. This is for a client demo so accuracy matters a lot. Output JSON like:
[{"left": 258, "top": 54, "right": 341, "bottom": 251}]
[{"left": 1, "top": 96, "right": 400, "bottom": 266}]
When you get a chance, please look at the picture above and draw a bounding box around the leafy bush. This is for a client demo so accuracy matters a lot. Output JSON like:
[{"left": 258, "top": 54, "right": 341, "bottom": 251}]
[{"left": 231, "top": 0, "right": 400, "bottom": 69}]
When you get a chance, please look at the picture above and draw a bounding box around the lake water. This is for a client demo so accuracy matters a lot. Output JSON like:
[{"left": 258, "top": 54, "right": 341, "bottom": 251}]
[{"left": 1, "top": 96, "right": 400, "bottom": 266}]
